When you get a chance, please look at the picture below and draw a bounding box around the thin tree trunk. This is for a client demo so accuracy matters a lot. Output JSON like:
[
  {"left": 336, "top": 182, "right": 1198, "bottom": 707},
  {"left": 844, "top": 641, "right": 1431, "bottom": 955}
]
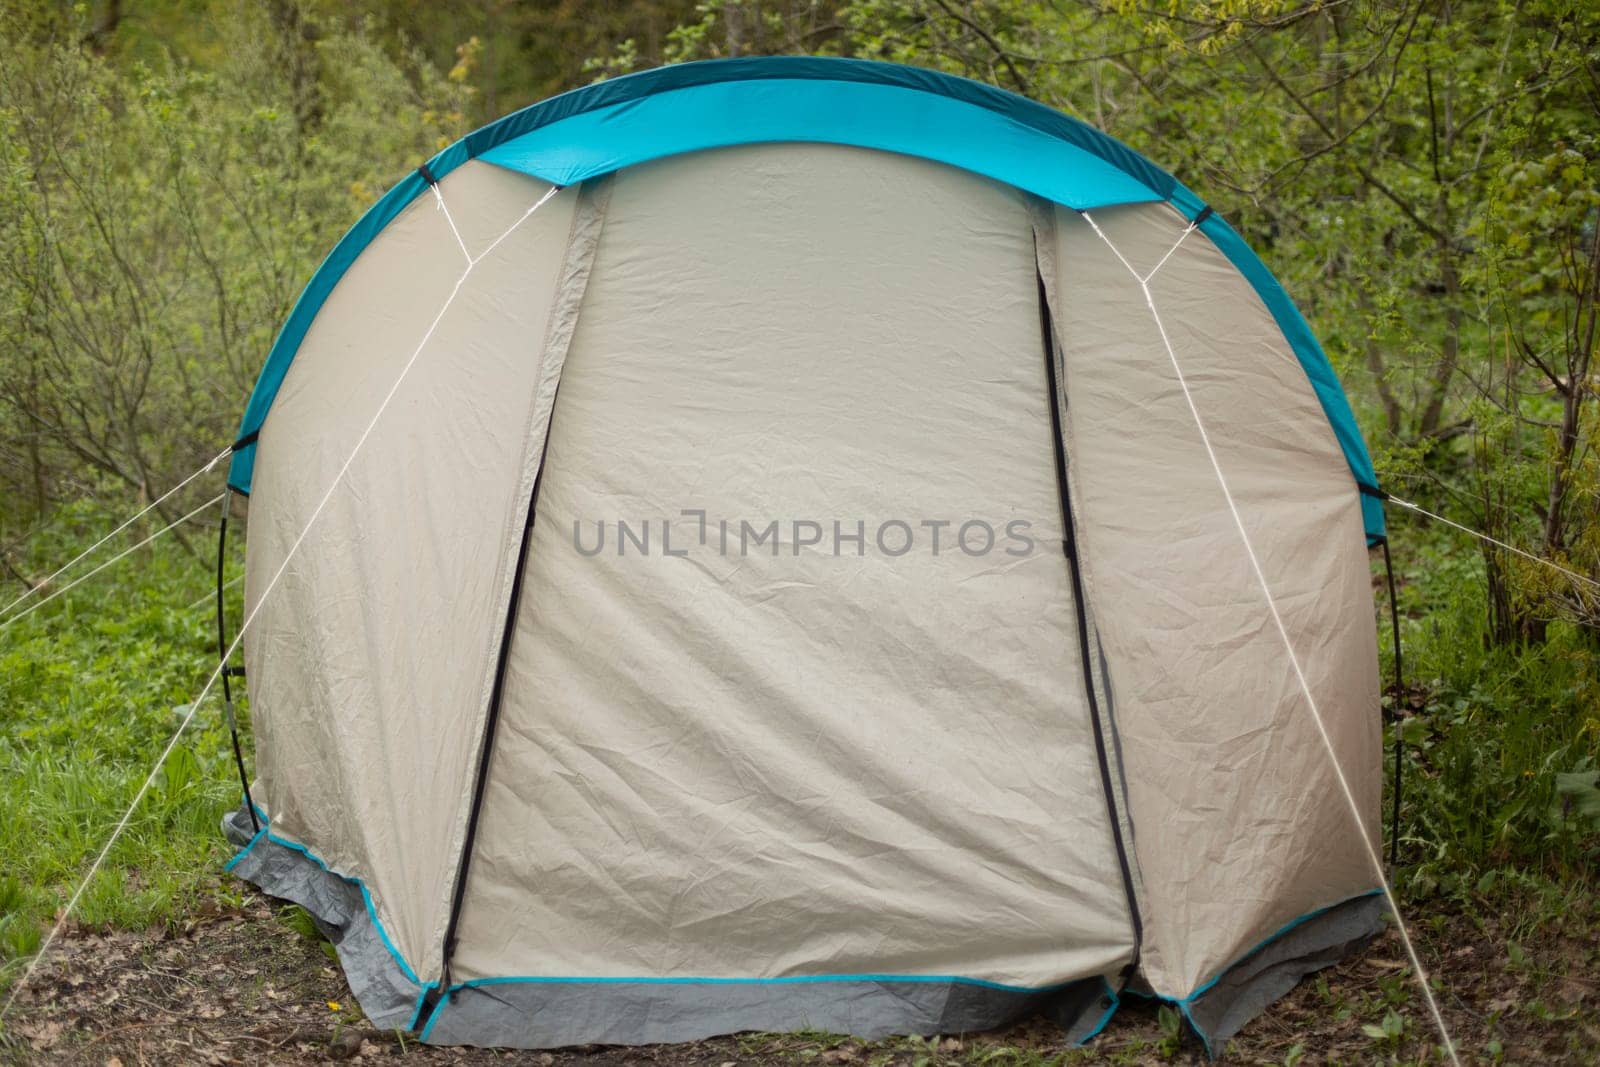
[{"left": 1541, "top": 221, "right": 1600, "bottom": 558}]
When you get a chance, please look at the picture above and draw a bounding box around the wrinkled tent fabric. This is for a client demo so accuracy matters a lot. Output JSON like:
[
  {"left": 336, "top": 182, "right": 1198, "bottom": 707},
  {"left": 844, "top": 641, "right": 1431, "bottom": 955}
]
[
  {"left": 225, "top": 58, "right": 1383, "bottom": 544},
  {"left": 225, "top": 58, "right": 1386, "bottom": 1055}
]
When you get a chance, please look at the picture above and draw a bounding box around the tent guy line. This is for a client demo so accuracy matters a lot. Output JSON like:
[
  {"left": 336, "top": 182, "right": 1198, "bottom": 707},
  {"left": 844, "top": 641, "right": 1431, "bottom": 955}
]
[
  {"left": 0, "top": 654, "right": 221, "bottom": 1022},
  {"left": 1078, "top": 207, "right": 1461, "bottom": 1066},
  {"left": 1137, "top": 217, "right": 1200, "bottom": 284},
  {"left": 191, "top": 573, "right": 244, "bottom": 612},
  {"left": 0, "top": 492, "right": 227, "bottom": 630},
  {"left": 0, "top": 445, "right": 231, "bottom": 620},
  {"left": 0, "top": 179, "right": 562, "bottom": 1019},
  {"left": 432, "top": 180, "right": 474, "bottom": 268},
  {"left": 1386, "top": 494, "right": 1600, "bottom": 593}
]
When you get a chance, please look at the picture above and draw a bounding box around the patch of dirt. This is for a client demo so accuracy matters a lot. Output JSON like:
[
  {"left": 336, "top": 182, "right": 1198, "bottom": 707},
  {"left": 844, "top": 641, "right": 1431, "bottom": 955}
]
[{"left": 3, "top": 890, "right": 1596, "bottom": 1065}]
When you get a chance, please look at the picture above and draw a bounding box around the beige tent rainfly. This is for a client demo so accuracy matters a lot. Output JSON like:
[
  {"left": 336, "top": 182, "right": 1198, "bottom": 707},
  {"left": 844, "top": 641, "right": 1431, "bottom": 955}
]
[{"left": 219, "top": 58, "right": 1390, "bottom": 1054}]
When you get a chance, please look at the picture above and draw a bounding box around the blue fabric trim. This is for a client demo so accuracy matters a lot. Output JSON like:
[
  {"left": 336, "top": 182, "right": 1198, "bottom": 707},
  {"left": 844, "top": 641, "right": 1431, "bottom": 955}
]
[
  {"left": 443, "top": 56, "right": 1177, "bottom": 201},
  {"left": 417, "top": 971, "right": 1078, "bottom": 1043},
  {"left": 1169, "top": 887, "right": 1386, "bottom": 1057},
  {"left": 1177, "top": 999, "right": 1215, "bottom": 1058},
  {"left": 223, "top": 823, "right": 269, "bottom": 872},
  {"left": 226, "top": 170, "right": 428, "bottom": 493},
  {"left": 1082, "top": 891, "right": 1385, "bottom": 1054},
  {"left": 269, "top": 833, "right": 423, "bottom": 987},
  {"left": 477, "top": 79, "right": 1160, "bottom": 209},
  {"left": 222, "top": 812, "right": 423, "bottom": 988},
  {"left": 418, "top": 996, "right": 445, "bottom": 1042},
  {"left": 1076, "top": 976, "right": 1120, "bottom": 1045},
  {"left": 227, "top": 57, "right": 1377, "bottom": 528},
  {"left": 450, "top": 972, "right": 1069, "bottom": 993},
  {"left": 1178, "top": 887, "right": 1385, "bottom": 1006}
]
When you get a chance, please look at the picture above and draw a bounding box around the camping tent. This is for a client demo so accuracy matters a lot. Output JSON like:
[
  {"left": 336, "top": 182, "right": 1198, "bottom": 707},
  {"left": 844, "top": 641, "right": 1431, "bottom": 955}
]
[{"left": 219, "top": 57, "right": 1387, "bottom": 1055}]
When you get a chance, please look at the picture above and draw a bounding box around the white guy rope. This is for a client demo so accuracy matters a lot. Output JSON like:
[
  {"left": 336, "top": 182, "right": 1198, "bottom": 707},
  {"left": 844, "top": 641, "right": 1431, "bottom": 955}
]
[
  {"left": 475, "top": 185, "right": 561, "bottom": 264},
  {"left": 0, "top": 670, "right": 216, "bottom": 1018},
  {"left": 189, "top": 573, "right": 243, "bottom": 612},
  {"left": 432, "top": 182, "right": 473, "bottom": 267},
  {"left": 0, "top": 447, "right": 230, "bottom": 619},
  {"left": 0, "top": 493, "right": 226, "bottom": 631},
  {"left": 1387, "top": 495, "right": 1600, "bottom": 593},
  {"left": 1079, "top": 209, "right": 1462, "bottom": 1066},
  {"left": 1142, "top": 219, "right": 1200, "bottom": 284},
  {"left": 0, "top": 180, "right": 563, "bottom": 1020}
]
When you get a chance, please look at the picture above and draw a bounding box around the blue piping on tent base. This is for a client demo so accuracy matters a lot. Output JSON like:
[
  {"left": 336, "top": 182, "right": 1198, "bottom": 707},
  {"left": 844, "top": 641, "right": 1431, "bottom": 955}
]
[
  {"left": 405, "top": 984, "right": 440, "bottom": 1033},
  {"left": 1080, "top": 977, "right": 1121, "bottom": 1045},
  {"left": 1122, "top": 888, "right": 1387, "bottom": 1058},
  {"left": 226, "top": 806, "right": 1376, "bottom": 1049},
  {"left": 224, "top": 809, "right": 425, "bottom": 992},
  {"left": 226, "top": 813, "right": 1127, "bottom": 1046}
]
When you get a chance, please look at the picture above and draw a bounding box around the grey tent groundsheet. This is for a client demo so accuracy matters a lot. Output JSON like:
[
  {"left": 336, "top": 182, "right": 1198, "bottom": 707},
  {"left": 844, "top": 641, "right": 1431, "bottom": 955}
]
[
  {"left": 225, "top": 802, "right": 1382, "bottom": 1051},
  {"left": 223, "top": 805, "right": 427, "bottom": 1031},
  {"left": 225, "top": 805, "right": 1118, "bottom": 1045},
  {"left": 1167, "top": 891, "right": 1386, "bottom": 1055},
  {"left": 419, "top": 973, "right": 1115, "bottom": 1048}
]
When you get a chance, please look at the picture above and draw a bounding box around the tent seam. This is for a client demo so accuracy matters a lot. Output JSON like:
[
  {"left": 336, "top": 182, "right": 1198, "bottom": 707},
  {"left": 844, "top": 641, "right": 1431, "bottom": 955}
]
[{"left": 1101, "top": 890, "right": 1382, "bottom": 1058}]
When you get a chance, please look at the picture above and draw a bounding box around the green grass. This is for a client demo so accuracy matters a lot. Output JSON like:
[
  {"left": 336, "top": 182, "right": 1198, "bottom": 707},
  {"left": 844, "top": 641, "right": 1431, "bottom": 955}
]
[
  {"left": 1381, "top": 512, "right": 1600, "bottom": 917},
  {"left": 0, "top": 498, "right": 1595, "bottom": 1035},
  {"left": 0, "top": 500, "right": 249, "bottom": 991}
]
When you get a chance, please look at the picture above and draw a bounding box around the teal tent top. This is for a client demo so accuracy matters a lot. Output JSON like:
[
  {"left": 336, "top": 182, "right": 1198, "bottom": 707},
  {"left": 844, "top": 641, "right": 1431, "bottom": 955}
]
[{"left": 229, "top": 56, "right": 1383, "bottom": 540}]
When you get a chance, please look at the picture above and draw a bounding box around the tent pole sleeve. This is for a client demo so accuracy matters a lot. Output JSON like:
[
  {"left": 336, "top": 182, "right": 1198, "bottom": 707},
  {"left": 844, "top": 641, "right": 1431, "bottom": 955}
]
[
  {"left": 1036, "top": 264, "right": 1144, "bottom": 973},
  {"left": 216, "top": 490, "right": 258, "bottom": 834},
  {"left": 1381, "top": 538, "right": 1404, "bottom": 869}
]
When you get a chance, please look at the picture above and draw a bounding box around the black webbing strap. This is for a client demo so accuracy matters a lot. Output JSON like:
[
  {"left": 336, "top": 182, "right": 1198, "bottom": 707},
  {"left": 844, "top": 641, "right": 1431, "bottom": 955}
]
[
  {"left": 418, "top": 161, "right": 440, "bottom": 187},
  {"left": 231, "top": 429, "right": 259, "bottom": 452},
  {"left": 1191, "top": 204, "right": 1214, "bottom": 227},
  {"left": 1381, "top": 539, "right": 1405, "bottom": 868},
  {"left": 216, "top": 491, "right": 259, "bottom": 833}
]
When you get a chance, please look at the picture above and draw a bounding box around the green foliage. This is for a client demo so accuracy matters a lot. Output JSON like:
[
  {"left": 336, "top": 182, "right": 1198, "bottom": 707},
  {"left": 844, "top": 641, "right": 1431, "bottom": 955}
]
[
  {"left": 0, "top": 1, "right": 474, "bottom": 537},
  {"left": 278, "top": 903, "right": 337, "bottom": 961},
  {"left": 1154, "top": 1004, "right": 1182, "bottom": 1058},
  {"left": 1361, "top": 1006, "right": 1407, "bottom": 1046},
  {"left": 0, "top": 0, "right": 1596, "bottom": 1053},
  {"left": 1383, "top": 520, "right": 1600, "bottom": 901},
  {"left": 0, "top": 514, "right": 245, "bottom": 993},
  {"left": 1555, "top": 769, "right": 1600, "bottom": 829}
]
